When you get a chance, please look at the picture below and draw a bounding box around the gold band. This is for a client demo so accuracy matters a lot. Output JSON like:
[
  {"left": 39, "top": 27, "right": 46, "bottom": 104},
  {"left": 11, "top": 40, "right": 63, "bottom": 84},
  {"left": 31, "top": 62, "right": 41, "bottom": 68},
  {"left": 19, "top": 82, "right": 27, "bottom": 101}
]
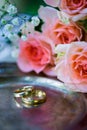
[
  {"left": 22, "top": 89, "right": 46, "bottom": 105},
  {"left": 13, "top": 86, "right": 46, "bottom": 108},
  {"left": 13, "top": 86, "right": 34, "bottom": 98},
  {"left": 22, "top": 101, "right": 38, "bottom": 108}
]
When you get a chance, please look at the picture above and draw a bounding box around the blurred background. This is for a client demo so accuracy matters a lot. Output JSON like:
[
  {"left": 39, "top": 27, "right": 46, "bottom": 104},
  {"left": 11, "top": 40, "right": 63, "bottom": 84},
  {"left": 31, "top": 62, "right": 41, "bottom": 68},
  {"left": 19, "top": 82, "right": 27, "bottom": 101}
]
[
  {"left": 0, "top": 0, "right": 46, "bottom": 62},
  {"left": 9, "top": 0, "right": 46, "bottom": 15}
]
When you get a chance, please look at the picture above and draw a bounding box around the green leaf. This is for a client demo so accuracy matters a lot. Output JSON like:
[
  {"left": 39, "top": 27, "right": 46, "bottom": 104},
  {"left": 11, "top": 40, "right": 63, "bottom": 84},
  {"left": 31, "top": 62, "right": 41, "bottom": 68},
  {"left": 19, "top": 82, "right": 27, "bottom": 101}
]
[{"left": 78, "top": 19, "right": 87, "bottom": 32}]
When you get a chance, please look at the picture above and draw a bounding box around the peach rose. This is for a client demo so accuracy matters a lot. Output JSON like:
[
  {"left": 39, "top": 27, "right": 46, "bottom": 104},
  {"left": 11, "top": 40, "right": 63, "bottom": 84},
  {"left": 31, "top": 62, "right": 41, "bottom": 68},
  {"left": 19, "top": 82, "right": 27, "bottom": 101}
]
[
  {"left": 43, "top": 0, "right": 87, "bottom": 21},
  {"left": 38, "top": 6, "right": 82, "bottom": 45},
  {"left": 17, "top": 32, "right": 54, "bottom": 73},
  {"left": 60, "top": 0, "right": 87, "bottom": 21},
  {"left": 55, "top": 42, "right": 87, "bottom": 92}
]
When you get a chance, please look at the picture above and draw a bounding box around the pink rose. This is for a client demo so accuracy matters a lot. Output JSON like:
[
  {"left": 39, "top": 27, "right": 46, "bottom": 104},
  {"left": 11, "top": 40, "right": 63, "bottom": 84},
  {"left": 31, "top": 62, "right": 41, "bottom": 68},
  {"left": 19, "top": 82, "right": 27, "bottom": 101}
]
[
  {"left": 39, "top": 6, "right": 82, "bottom": 45},
  {"left": 17, "top": 32, "right": 54, "bottom": 73},
  {"left": 43, "top": 0, "right": 87, "bottom": 21},
  {"left": 60, "top": 0, "right": 87, "bottom": 21},
  {"left": 55, "top": 42, "right": 87, "bottom": 92}
]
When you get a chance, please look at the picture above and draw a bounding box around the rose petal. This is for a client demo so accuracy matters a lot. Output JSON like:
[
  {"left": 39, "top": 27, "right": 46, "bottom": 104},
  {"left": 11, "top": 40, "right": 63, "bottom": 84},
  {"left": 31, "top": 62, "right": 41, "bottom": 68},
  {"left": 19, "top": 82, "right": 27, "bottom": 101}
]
[
  {"left": 55, "top": 60, "right": 73, "bottom": 83},
  {"left": 17, "top": 56, "right": 33, "bottom": 72},
  {"left": 43, "top": 0, "right": 60, "bottom": 7},
  {"left": 71, "top": 13, "right": 87, "bottom": 21},
  {"left": 43, "top": 66, "right": 57, "bottom": 77},
  {"left": 38, "top": 6, "right": 58, "bottom": 24},
  {"left": 31, "top": 64, "right": 46, "bottom": 74}
]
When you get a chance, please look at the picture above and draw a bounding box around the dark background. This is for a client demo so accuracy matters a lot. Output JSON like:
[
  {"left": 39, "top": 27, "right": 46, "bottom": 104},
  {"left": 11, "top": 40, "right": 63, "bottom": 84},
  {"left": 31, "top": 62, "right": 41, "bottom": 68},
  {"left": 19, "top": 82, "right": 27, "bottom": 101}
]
[{"left": 10, "top": 0, "right": 46, "bottom": 15}]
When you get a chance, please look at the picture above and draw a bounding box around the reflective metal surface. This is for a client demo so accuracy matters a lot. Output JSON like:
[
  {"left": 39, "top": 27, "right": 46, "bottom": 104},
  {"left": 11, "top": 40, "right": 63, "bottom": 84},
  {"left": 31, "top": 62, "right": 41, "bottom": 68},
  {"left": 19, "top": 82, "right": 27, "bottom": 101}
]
[
  {"left": 0, "top": 63, "right": 87, "bottom": 130},
  {"left": 0, "top": 77, "right": 86, "bottom": 130}
]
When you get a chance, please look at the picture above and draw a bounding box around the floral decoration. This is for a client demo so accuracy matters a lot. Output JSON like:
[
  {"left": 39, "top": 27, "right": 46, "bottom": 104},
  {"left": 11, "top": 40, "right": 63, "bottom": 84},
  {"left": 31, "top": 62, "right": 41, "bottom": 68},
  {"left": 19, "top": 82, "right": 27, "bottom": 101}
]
[{"left": 0, "top": 0, "right": 87, "bottom": 92}]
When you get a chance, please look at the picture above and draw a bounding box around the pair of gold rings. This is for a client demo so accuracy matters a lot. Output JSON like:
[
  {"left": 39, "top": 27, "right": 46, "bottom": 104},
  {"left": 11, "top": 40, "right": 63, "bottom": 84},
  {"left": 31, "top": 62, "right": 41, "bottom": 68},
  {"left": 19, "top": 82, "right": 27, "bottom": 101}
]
[{"left": 13, "top": 86, "right": 46, "bottom": 108}]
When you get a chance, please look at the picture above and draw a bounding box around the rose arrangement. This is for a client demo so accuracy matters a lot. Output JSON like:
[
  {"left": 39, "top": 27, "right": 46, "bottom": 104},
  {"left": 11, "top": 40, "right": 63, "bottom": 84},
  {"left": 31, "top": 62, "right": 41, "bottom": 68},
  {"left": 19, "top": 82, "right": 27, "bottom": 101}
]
[{"left": 0, "top": 0, "right": 87, "bottom": 92}]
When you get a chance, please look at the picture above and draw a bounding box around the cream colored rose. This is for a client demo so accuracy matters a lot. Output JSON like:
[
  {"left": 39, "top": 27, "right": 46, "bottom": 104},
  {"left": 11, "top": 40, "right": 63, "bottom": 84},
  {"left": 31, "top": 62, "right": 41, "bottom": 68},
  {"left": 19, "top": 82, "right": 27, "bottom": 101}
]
[{"left": 55, "top": 42, "right": 87, "bottom": 92}]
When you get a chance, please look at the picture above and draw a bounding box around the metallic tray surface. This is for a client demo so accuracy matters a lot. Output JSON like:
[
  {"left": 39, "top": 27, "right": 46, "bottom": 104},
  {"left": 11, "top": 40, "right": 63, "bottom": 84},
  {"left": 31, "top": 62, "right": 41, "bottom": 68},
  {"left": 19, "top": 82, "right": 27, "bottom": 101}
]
[
  {"left": 0, "top": 64, "right": 87, "bottom": 130},
  {"left": 0, "top": 76, "right": 86, "bottom": 130}
]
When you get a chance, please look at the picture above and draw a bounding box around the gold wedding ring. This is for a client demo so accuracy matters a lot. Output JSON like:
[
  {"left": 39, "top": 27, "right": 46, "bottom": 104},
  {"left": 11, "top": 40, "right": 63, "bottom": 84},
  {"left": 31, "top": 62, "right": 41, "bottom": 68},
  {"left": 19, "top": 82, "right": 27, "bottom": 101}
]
[
  {"left": 22, "top": 89, "right": 46, "bottom": 105},
  {"left": 13, "top": 86, "right": 34, "bottom": 98},
  {"left": 13, "top": 86, "right": 47, "bottom": 108}
]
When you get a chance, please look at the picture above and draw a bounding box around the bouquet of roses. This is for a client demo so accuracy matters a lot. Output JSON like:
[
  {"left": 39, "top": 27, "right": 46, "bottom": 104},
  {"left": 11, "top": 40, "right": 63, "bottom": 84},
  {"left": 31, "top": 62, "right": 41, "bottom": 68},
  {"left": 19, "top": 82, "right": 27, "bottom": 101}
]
[{"left": 0, "top": 0, "right": 87, "bottom": 92}]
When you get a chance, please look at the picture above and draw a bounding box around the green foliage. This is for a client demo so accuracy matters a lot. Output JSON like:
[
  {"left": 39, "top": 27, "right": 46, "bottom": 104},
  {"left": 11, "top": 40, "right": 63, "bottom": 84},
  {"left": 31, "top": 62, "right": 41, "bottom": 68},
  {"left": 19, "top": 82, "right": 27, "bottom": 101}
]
[
  {"left": 10, "top": 0, "right": 46, "bottom": 15},
  {"left": 78, "top": 19, "right": 87, "bottom": 32}
]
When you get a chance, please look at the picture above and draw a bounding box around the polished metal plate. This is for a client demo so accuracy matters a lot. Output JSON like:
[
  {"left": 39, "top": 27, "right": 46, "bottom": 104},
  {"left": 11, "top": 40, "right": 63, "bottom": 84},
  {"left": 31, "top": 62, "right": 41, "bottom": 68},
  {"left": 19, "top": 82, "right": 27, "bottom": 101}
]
[
  {"left": 0, "top": 64, "right": 86, "bottom": 130},
  {"left": 0, "top": 75, "right": 86, "bottom": 130}
]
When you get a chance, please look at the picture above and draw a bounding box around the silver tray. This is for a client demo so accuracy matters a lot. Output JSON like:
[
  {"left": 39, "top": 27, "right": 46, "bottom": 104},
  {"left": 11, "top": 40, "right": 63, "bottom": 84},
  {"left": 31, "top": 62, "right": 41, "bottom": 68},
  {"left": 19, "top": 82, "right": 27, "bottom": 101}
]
[{"left": 0, "top": 64, "right": 87, "bottom": 130}]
